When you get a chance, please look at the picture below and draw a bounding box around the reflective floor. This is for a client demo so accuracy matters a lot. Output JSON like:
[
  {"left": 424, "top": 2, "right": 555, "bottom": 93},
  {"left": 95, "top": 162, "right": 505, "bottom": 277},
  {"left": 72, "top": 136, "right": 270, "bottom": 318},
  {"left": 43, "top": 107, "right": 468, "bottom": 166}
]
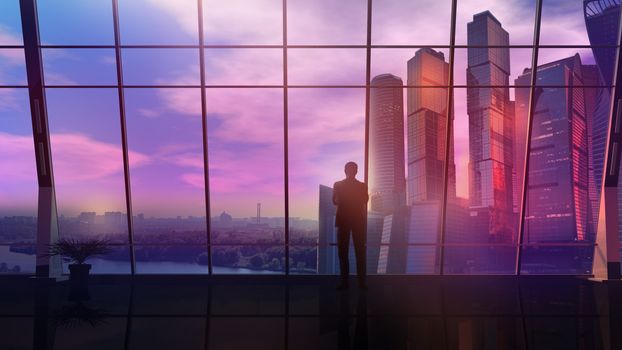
[{"left": 2, "top": 276, "right": 622, "bottom": 349}]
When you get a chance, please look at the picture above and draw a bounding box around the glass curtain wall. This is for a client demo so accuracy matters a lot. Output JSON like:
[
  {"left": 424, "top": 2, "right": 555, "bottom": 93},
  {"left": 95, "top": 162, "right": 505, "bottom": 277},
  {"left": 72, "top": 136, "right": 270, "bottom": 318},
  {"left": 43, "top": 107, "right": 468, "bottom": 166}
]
[
  {"left": 1, "top": 0, "right": 620, "bottom": 274},
  {"left": 0, "top": 1, "right": 37, "bottom": 274}
]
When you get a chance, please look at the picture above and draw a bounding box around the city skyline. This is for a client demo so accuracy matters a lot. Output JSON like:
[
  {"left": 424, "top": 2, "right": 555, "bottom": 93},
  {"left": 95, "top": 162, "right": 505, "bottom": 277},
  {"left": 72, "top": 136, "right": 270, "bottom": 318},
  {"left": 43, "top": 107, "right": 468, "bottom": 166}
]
[
  {"left": 0, "top": 0, "right": 608, "bottom": 220},
  {"left": 1, "top": 1, "right": 620, "bottom": 275}
]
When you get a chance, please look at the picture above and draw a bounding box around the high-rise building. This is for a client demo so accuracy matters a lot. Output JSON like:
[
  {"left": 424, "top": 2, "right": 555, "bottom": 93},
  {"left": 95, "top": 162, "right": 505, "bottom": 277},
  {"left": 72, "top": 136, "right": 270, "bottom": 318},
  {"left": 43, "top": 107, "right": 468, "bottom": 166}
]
[
  {"left": 318, "top": 185, "right": 338, "bottom": 274},
  {"left": 369, "top": 74, "right": 406, "bottom": 215},
  {"left": 584, "top": 0, "right": 621, "bottom": 86},
  {"left": 466, "top": 11, "right": 515, "bottom": 242},
  {"left": 583, "top": 65, "right": 607, "bottom": 239},
  {"left": 515, "top": 54, "right": 595, "bottom": 243},
  {"left": 584, "top": 0, "right": 621, "bottom": 269},
  {"left": 406, "top": 48, "right": 456, "bottom": 204}
]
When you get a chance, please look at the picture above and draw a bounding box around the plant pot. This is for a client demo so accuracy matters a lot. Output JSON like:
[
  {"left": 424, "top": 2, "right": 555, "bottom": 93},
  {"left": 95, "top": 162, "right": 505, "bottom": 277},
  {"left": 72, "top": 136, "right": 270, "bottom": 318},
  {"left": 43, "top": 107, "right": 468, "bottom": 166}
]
[{"left": 68, "top": 264, "right": 91, "bottom": 282}]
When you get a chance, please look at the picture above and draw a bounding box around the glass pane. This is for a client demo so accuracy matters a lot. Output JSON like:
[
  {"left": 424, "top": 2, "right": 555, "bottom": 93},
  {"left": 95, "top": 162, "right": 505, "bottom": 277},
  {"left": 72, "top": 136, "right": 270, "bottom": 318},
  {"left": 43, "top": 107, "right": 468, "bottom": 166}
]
[
  {"left": 584, "top": 1, "right": 621, "bottom": 86},
  {"left": 536, "top": 49, "right": 612, "bottom": 87},
  {"left": 453, "top": 48, "right": 534, "bottom": 87},
  {"left": 0, "top": 89, "right": 36, "bottom": 274},
  {"left": 287, "top": 0, "right": 367, "bottom": 45},
  {"left": 521, "top": 245, "right": 594, "bottom": 275},
  {"left": 0, "top": 49, "right": 26, "bottom": 85},
  {"left": 122, "top": 49, "right": 200, "bottom": 86},
  {"left": 60, "top": 245, "right": 131, "bottom": 274},
  {"left": 46, "top": 89, "right": 129, "bottom": 245},
  {"left": 206, "top": 88, "right": 284, "bottom": 273},
  {"left": 519, "top": 87, "right": 607, "bottom": 274},
  {"left": 204, "top": 48, "right": 282, "bottom": 85},
  {"left": 134, "top": 245, "right": 209, "bottom": 274},
  {"left": 372, "top": 0, "right": 451, "bottom": 45},
  {"left": 288, "top": 49, "right": 366, "bottom": 86},
  {"left": 118, "top": 0, "right": 198, "bottom": 44},
  {"left": 42, "top": 49, "right": 117, "bottom": 86},
  {"left": 288, "top": 88, "right": 365, "bottom": 275},
  {"left": 289, "top": 245, "right": 318, "bottom": 274},
  {"left": 540, "top": 0, "right": 620, "bottom": 46},
  {"left": 456, "top": 0, "right": 537, "bottom": 45},
  {"left": 371, "top": 48, "right": 449, "bottom": 87},
  {"left": 212, "top": 245, "right": 284, "bottom": 274},
  {"left": 203, "top": 0, "right": 282, "bottom": 45},
  {"left": 443, "top": 84, "right": 520, "bottom": 274},
  {"left": 402, "top": 65, "right": 451, "bottom": 273},
  {"left": 124, "top": 88, "right": 207, "bottom": 249},
  {"left": 37, "top": 0, "right": 115, "bottom": 45},
  {"left": 0, "top": 0, "right": 23, "bottom": 45},
  {"left": 444, "top": 246, "right": 517, "bottom": 274}
]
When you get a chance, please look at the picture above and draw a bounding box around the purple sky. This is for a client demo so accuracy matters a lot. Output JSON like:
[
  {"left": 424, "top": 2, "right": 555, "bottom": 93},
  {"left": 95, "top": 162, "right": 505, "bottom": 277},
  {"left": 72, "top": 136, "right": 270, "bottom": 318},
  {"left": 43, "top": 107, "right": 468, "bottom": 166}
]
[{"left": 0, "top": 0, "right": 609, "bottom": 219}]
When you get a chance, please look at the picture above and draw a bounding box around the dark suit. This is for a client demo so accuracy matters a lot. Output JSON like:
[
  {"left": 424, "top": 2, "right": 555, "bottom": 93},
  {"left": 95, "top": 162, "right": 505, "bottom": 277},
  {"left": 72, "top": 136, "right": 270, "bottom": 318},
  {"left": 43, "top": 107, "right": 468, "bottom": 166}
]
[{"left": 333, "top": 178, "right": 368, "bottom": 285}]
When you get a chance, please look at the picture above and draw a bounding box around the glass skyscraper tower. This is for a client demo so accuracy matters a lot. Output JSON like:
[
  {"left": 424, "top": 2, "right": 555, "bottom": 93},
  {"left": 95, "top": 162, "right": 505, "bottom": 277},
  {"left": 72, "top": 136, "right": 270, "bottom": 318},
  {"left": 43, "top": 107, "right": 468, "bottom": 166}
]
[
  {"left": 516, "top": 54, "right": 594, "bottom": 243},
  {"left": 369, "top": 74, "right": 406, "bottom": 215},
  {"left": 466, "top": 11, "right": 515, "bottom": 242},
  {"left": 407, "top": 48, "right": 456, "bottom": 204}
]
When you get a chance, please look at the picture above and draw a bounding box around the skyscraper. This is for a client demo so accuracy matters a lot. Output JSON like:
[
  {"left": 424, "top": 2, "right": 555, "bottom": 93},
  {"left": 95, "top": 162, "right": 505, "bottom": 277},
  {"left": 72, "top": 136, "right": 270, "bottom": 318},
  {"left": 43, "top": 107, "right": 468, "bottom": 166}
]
[
  {"left": 406, "top": 48, "right": 456, "bottom": 203},
  {"left": 369, "top": 74, "right": 406, "bottom": 215},
  {"left": 318, "top": 184, "right": 338, "bottom": 274},
  {"left": 584, "top": 0, "right": 619, "bottom": 203},
  {"left": 515, "top": 54, "right": 594, "bottom": 243},
  {"left": 584, "top": 0, "right": 621, "bottom": 86},
  {"left": 404, "top": 48, "right": 456, "bottom": 273},
  {"left": 584, "top": 0, "right": 621, "bottom": 268},
  {"left": 466, "top": 11, "right": 515, "bottom": 242}
]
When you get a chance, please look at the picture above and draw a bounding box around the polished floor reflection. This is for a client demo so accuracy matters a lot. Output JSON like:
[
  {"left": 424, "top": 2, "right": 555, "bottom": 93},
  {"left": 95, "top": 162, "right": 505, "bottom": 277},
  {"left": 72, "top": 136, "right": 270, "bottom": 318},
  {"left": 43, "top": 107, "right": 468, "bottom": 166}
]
[{"left": 1, "top": 276, "right": 621, "bottom": 349}]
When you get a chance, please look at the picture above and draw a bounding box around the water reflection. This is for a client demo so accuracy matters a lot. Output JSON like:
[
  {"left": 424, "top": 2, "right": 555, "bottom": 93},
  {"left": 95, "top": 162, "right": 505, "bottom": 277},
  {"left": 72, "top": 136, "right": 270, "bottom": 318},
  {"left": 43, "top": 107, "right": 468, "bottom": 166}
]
[{"left": 13, "top": 278, "right": 622, "bottom": 349}]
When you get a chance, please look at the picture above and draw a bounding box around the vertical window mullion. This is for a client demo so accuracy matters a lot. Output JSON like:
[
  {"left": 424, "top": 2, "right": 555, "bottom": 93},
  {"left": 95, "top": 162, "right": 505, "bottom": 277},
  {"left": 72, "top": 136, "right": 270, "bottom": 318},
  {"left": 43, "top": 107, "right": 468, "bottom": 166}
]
[
  {"left": 283, "top": 0, "right": 290, "bottom": 275},
  {"left": 438, "top": 0, "right": 458, "bottom": 276},
  {"left": 197, "top": 0, "right": 213, "bottom": 275},
  {"left": 516, "top": 0, "right": 544, "bottom": 275},
  {"left": 111, "top": 0, "right": 136, "bottom": 275}
]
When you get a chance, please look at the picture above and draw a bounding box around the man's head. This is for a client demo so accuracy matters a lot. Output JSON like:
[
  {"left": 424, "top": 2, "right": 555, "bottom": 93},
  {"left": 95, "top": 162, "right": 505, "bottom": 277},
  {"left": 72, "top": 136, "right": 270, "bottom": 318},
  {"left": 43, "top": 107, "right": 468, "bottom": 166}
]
[{"left": 344, "top": 161, "right": 358, "bottom": 179}]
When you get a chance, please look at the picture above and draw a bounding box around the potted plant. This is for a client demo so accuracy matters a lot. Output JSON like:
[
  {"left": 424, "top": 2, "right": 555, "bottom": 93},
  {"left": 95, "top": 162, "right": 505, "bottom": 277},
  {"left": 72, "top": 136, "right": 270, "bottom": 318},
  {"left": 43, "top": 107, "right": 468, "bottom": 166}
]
[{"left": 48, "top": 238, "right": 112, "bottom": 281}]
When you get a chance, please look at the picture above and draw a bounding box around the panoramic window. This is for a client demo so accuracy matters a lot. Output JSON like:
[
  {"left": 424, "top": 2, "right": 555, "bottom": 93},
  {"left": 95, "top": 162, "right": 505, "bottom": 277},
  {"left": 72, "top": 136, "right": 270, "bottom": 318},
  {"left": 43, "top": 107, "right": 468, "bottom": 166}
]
[{"left": 1, "top": 0, "right": 621, "bottom": 275}]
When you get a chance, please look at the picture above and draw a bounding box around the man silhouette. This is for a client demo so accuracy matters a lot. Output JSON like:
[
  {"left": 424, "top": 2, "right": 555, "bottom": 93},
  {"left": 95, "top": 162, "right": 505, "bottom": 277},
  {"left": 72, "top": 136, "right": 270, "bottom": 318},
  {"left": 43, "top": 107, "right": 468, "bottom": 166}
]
[{"left": 333, "top": 161, "right": 369, "bottom": 290}]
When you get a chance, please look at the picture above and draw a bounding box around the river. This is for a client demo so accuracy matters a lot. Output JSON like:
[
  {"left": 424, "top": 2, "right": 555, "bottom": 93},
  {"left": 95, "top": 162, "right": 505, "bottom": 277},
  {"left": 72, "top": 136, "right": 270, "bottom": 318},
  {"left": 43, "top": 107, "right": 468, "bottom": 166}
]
[{"left": 0, "top": 245, "right": 280, "bottom": 275}]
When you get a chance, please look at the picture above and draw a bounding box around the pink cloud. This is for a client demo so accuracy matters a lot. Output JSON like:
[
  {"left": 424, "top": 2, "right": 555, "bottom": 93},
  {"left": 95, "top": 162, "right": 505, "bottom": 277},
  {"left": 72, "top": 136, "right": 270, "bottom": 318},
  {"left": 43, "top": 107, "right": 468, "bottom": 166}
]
[
  {"left": 0, "top": 132, "right": 37, "bottom": 182},
  {"left": 155, "top": 86, "right": 202, "bottom": 116},
  {"left": 288, "top": 49, "right": 366, "bottom": 85},
  {"left": 179, "top": 172, "right": 205, "bottom": 188},
  {"left": 287, "top": 0, "right": 367, "bottom": 44},
  {"left": 204, "top": 48, "right": 283, "bottom": 85},
  {"left": 202, "top": 0, "right": 283, "bottom": 44},
  {"left": 49, "top": 133, "right": 150, "bottom": 183},
  {"left": 146, "top": 0, "right": 282, "bottom": 44},
  {"left": 0, "top": 27, "right": 21, "bottom": 46}
]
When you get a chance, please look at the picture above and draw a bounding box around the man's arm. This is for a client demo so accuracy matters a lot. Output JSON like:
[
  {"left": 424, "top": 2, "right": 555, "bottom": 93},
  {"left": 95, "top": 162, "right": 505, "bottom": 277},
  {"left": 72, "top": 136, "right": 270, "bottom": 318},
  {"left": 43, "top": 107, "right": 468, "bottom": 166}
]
[
  {"left": 363, "top": 183, "right": 369, "bottom": 203},
  {"left": 332, "top": 182, "right": 339, "bottom": 206}
]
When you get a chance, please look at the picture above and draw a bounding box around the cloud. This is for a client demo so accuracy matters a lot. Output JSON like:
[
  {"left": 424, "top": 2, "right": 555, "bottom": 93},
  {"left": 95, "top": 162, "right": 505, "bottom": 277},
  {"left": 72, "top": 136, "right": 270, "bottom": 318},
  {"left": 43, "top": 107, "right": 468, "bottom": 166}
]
[
  {"left": 0, "top": 89, "right": 21, "bottom": 110},
  {"left": 0, "top": 35, "right": 26, "bottom": 85},
  {"left": 202, "top": 0, "right": 283, "bottom": 44},
  {"left": 48, "top": 133, "right": 150, "bottom": 183},
  {"left": 145, "top": 0, "right": 282, "bottom": 44},
  {"left": 0, "top": 132, "right": 37, "bottom": 182},
  {"left": 155, "top": 86, "right": 202, "bottom": 116},
  {"left": 0, "top": 26, "right": 21, "bottom": 46}
]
